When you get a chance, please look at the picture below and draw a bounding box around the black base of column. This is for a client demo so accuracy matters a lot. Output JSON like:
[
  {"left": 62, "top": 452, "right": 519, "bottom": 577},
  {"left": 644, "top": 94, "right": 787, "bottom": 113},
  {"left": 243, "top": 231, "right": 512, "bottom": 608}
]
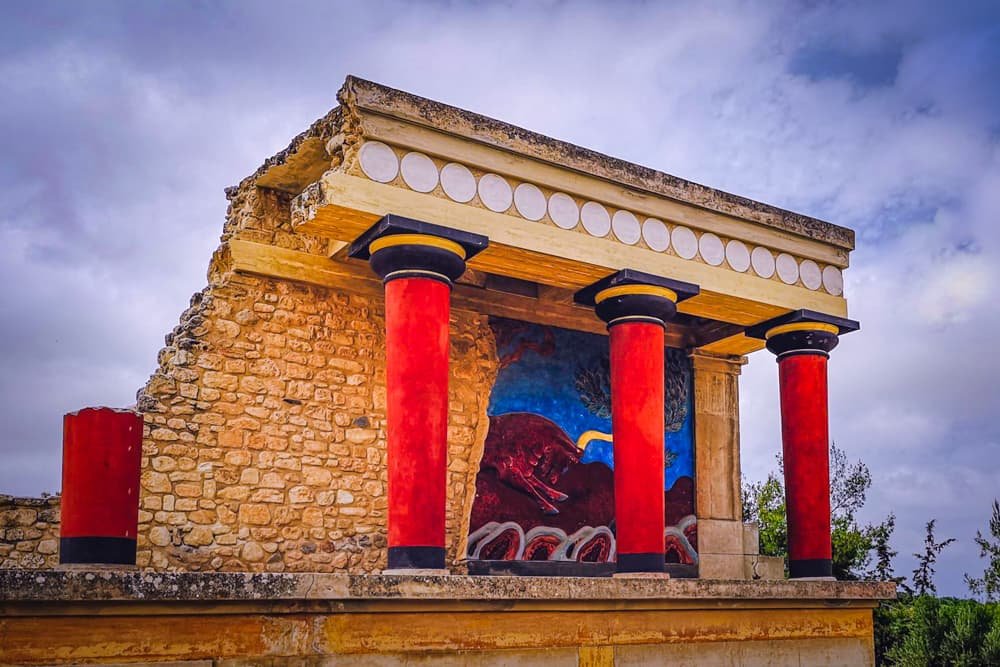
[
  {"left": 616, "top": 552, "right": 666, "bottom": 574},
  {"left": 59, "top": 537, "right": 136, "bottom": 565},
  {"left": 789, "top": 558, "right": 833, "bottom": 578},
  {"left": 387, "top": 546, "right": 446, "bottom": 570}
]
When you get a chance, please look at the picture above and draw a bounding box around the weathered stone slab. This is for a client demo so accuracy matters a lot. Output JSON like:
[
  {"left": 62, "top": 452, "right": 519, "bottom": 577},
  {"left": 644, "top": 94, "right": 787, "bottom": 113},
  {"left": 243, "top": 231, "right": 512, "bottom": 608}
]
[{"left": 0, "top": 569, "right": 895, "bottom": 602}]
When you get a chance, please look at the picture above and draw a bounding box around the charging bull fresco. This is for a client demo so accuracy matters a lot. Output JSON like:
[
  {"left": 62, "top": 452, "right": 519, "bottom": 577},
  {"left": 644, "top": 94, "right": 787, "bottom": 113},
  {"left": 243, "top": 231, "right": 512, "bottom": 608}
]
[{"left": 467, "top": 317, "right": 697, "bottom": 568}]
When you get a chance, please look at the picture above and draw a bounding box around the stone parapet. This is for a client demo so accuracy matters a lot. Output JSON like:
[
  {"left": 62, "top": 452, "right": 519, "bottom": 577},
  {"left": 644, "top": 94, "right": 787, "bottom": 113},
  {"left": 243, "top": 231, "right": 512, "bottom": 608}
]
[
  {"left": 0, "top": 570, "right": 896, "bottom": 666},
  {"left": 0, "top": 568, "right": 895, "bottom": 602}
]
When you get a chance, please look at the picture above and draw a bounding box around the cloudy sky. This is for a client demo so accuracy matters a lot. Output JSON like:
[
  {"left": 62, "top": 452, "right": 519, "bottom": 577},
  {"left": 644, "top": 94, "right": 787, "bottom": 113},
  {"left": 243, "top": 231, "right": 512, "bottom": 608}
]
[{"left": 2, "top": 1, "right": 998, "bottom": 595}]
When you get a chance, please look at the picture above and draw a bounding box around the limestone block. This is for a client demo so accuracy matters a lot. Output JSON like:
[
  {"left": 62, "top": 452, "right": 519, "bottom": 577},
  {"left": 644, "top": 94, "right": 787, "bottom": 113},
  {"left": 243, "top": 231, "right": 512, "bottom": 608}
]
[
  {"left": 36, "top": 539, "right": 57, "bottom": 555},
  {"left": 141, "top": 471, "right": 172, "bottom": 493},
  {"left": 239, "top": 504, "right": 271, "bottom": 525},
  {"left": 755, "top": 555, "right": 786, "bottom": 580},
  {"left": 690, "top": 352, "right": 745, "bottom": 523},
  {"left": 698, "top": 518, "right": 744, "bottom": 555},
  {"left": 149, "top": 526, "right": 171, "bottom": 547},
  {"left": 184, "top": 526, "right": 215, "bottom": 547},
  {"left": 698, "top": 553, "right": 746, "bottom": 580},
  {"left": 743, "top": 522, "right": 760, "bottom": 555},
  {"left": 10, "top": 509, "right": 38, "bottom": 526}
]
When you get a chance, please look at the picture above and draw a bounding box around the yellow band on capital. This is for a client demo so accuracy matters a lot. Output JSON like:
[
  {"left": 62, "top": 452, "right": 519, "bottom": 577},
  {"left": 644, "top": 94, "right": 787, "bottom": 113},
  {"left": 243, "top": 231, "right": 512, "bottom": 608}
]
[
  {"left": 368, "top": 234, "right": 467, "bottom": 260},
  {"left": 764, "top": 321, "right": 839, "bottom": 339},
  {"left": 594, "top": 284, "right": 678, "bottom": 305}
]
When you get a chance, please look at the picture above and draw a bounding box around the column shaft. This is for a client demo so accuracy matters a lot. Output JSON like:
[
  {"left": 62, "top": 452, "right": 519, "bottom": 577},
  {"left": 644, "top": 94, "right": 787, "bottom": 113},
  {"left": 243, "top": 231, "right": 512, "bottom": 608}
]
[
  {"left": 349, "top": 218, "right": 487, "bottom": 573},
  {"left": 60, "top": 407, "right": 143, "bottom": 565},
  {"left": 574, "top": 270, "right": 698, "bottom": 576},
  {"left": 610, "top": 321, "right": 666, "bottom": 572},
  {"left": 385, "top": 276, "right": 450, "bottom": 570},
  {"left": 778, "top": 353, "right": 833, "bottom": 578}
]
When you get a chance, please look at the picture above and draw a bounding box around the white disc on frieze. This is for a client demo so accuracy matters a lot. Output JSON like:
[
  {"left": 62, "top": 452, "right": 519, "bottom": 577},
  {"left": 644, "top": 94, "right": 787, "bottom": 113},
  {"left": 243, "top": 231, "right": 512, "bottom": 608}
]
[
  {"left": 581, "top": 201, "right": 611, "bottom": 237},
  {"left": 642, "top": 218, "right": 670, "bottom": 251},
  {"left": 672, "top": 226, "right": 698, "bottom": 260},
  {"left": 514, "top": 183, "right": 547, "bottom": 221},
  {"left": 751, "top": 247, "right": 775, "bottom": 278},
  {"left": 776, "top": 253, "right": 799, "bottom": 284},
  {"left": 358, "top": 141, "right": 399, "bottom": 183},
  {"left": 548, "top": 192, "right": 579, "bottom": 229},
  {"left": 725, "top": 240, "right": 751, "bottom": 272},
  {"left": 799, "top": 259, "right": 822, "bottom": 290},
  {"left": 699, "top": 233, "right": 725, "bottom": 266},
  {"left": 400, "top": 152, "right": 438, "bottom": 193},
  {"left": 440, "top": 163, "right": 477, "bottom": 203},
  {"left": 823, "top": 266, "right": 844, "bottom": 295},
  {"left": 478, "top": 173, "right": 513, "bottom": 212},
  {"left": 611, "top": 210, "right": 641, "bottom": 245}
]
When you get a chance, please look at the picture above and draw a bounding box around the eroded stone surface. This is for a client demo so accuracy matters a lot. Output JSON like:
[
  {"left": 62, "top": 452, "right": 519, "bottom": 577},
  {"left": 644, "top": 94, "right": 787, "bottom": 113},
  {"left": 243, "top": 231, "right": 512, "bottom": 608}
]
[
  {"left": 0, "top": 569, "right": 895, "bottom": 602},
  {"left": 0, "top": 495, "right": 60, "bottom": 569}
]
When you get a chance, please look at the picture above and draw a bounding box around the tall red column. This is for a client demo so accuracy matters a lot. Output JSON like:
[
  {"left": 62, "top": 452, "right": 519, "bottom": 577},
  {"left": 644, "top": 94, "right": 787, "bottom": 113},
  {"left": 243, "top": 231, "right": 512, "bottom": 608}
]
[
  {"left": 609, "top": 319, "right": 666, "bottom": 573},
  {"left": 751, "top": 312, "right": 857, "bottom": 579},
  {"left": 383, "top": 275, "right": 450, "bottom": 569},
  {"left": 778, "top": 351, "right": 832, "bottom": 577},
  {"left": 60, "top": 407, "right": 143, "bottom": 566},
  {"left": 351, "top": 216, "right": 487, "bottom": 571},
  {"left": 577, "top": 270, "right": 699, "bottom": 575}
]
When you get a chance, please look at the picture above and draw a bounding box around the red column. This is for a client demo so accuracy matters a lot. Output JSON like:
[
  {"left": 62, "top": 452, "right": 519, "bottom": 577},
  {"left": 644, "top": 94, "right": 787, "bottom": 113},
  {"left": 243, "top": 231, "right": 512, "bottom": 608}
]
[
  {"left": 576, "top": 271, "right": 699, "bottom": 575},
  {"left": 762, "top": 319, "right": 845, "bottom": 578},
  {"left": 610, "top": 321, "right": 666, "bottom": 573},
  {"left": 778, "top": 353, "right": 833, "bottom": 578},
  {"left": 60, "top": 407, "right": 143, "bottom": 565},
  {"left": 353, "top": 221, "right": 486, "bottom": 572},
  {"left": 384, "top": 276, "right": 451, "bottom": 569}
]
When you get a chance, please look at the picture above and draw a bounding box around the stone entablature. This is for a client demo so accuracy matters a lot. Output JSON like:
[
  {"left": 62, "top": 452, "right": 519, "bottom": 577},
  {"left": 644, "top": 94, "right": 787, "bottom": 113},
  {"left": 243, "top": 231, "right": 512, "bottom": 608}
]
[
  {"left": 260, "top": 76, "right": 856, "bottom": 357},
  {"left": 345, "top": 139, "right": 846, "bottom": 296}
]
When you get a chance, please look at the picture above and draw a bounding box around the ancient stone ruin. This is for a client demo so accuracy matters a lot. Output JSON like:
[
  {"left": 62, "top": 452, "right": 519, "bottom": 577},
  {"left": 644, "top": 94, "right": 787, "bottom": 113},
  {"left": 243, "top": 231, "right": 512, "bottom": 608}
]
[{"left": 0, "top": 76, "right": 893, "bottom": 666}]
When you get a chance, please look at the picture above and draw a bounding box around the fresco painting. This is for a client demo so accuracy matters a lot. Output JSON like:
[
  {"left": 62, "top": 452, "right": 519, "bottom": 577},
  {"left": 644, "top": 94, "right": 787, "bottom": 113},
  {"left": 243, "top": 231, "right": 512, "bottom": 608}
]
[{"left": 467, "top": 317, "right": 698, "bottom": 567}]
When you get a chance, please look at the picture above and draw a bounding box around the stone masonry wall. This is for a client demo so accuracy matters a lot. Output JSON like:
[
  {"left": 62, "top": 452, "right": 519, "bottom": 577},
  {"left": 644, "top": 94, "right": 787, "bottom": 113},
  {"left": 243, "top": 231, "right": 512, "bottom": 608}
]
[
  {"left": 0, "top": 495, "right": 60, "bottom": 569},
  {"left": 135, "top": 272, "right": 497, "bottom": 572},
  {"left": 0, "top": 110, "right": 503, "bottom": 574},
  {"left": 123, "top": 129, "right": 501, "bottom": 572}
]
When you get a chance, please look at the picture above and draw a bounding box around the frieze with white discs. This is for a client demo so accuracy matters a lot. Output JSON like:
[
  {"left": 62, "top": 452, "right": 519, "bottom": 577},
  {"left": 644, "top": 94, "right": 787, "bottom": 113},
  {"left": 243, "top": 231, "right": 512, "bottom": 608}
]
[{"left": 350, "top": 139, "right": 849, "bottom": 295}]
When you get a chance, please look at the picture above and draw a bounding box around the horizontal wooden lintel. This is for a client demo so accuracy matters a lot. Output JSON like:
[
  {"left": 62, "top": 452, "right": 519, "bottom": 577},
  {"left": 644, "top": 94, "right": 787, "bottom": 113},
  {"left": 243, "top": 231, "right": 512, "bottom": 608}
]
[{"left": 292, "top": 173, "right": 850, "bottom": 326}]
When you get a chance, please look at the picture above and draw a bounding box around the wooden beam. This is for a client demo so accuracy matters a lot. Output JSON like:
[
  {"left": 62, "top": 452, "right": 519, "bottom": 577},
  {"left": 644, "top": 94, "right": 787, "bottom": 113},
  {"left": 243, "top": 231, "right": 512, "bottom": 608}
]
[
  {"left": 292, "top": 173, "right": 848, "bottom": 324},
  {"left": 698, "top": 333, "right": 767, "bottom": 356},
  {"left": 228, "top": 239, "right": 695, "bottom": 346}
]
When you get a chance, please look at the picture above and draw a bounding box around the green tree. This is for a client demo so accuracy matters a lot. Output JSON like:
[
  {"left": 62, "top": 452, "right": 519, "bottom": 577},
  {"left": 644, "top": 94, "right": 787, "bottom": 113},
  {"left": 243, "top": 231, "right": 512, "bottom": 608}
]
[
  {"left": 909, "top": 520, "right": 955, "bottom": 596},
  {"left": 965, "top": 499, "right": 1000, "bottom": 602},
  {"left": 868, "top": 513, "right": 905, "bottom": 585},
  {"left": 741, "top": 443, "right": 889, "bottom": 579},
  {"left": 741, "top": 471, "right": 786, "bottom": 558},
  {"left": 884, "top": 597, "right": 1000, "bottom": 666}
]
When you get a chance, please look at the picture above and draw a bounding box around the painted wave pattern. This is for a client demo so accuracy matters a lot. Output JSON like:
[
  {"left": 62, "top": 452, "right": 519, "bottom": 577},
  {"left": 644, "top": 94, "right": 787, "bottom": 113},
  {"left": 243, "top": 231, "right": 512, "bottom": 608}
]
[{"left": 468, "top": 515, "right": 698, "bottom": 565}]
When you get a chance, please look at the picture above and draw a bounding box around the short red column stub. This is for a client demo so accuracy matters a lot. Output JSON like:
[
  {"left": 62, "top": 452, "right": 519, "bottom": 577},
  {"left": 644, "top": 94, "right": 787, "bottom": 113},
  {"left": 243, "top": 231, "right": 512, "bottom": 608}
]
[{"left": 60, "top": 406, "right": 143, "bottom": 565}]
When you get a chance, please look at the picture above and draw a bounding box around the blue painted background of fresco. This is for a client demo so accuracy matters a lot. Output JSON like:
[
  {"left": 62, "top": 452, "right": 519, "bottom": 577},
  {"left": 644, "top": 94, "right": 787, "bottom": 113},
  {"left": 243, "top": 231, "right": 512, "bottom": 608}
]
[{"left": 488, "top": 321, "right": 694, "bottom": 490}]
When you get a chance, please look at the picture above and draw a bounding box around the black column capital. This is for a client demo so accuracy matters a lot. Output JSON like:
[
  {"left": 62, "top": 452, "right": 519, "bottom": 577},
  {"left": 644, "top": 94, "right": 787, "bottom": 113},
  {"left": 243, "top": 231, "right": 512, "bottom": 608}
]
[
  {"left": 574, "top": 269, "right": 699, "bottom": 328},
  {"left": 747, "top": 309, "right": 859, "bottom": 360},
  {"left": 348, "top": 214, "right": 488, "bottom": 285}
]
